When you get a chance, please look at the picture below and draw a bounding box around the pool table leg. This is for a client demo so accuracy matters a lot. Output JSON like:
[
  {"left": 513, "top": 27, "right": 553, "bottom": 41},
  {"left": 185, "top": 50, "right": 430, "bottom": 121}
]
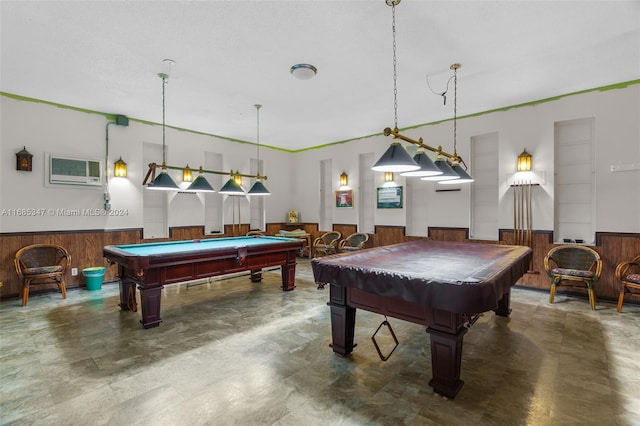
[
  {"left": 139, "top": 285, "right": 163, "bottom": 329},
  {"left": 250, "top": 270, "right": 262, "bottom": 282},
  {"left": 280, "top": 261, "right": 297, "bottom": 291},
  {"left": 328, "top": 285, "right": 357, "bottom": 356},
  {"left": 494, "top": 289, "right": 512, "bottom": 317},
  {"left": 118, "top": 276, "right": 137, "bottom": 312},
  {"left": 425, "top": 309, "right": 468, "bottom": 399}
]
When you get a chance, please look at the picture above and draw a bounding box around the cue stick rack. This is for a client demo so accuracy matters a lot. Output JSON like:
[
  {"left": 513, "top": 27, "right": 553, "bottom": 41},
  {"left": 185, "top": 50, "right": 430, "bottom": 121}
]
[
  {"left": 512, "top": 179, "right": 533, "bottom": 247},
  {"left": 511, "top": 180, "right": 539, "bottom": 273}
]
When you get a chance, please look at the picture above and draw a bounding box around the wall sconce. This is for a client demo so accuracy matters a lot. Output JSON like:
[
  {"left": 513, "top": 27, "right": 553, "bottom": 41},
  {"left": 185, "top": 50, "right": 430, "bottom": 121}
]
[
  {"left": 114, "top": 157, "right": 127, "bottom": 177},
  {"left": 518, "top": 149, "right": 532, "bottom": 172},
  {"left": 183, "top": 165, "right": 192, "bottom": 182},
  {"left": 340, "top": 172, "right": 348, "bottom": 187},
  {"left": 16, "top": 146, "right": 33, "bottom": 171},
  {"left": 385, "top": 172, "right": 394, "bottom": 182}
]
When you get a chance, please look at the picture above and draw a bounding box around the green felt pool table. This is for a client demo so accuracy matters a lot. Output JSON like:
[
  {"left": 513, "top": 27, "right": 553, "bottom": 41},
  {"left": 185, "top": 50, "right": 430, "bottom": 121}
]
[{"left": 103, "top": 235, "right": 303, "bottom": 328}]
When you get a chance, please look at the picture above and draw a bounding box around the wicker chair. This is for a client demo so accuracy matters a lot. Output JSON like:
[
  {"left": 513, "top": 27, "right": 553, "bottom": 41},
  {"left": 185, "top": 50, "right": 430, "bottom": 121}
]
[
  {"left": 313, "top": 231, "right": 341, "bottom": 258},
  {"left": 246, "top": 230, "right": 266, "bottom": 237},
  {"left": 14, "top": 244, "right": 71, "bottom": 306},
  {"left": 338, "top": 233, "right": 369, "bottom": 253},
  {"left": 615, "top": 254, "right": 640, "bottom": 313},
  {"left": 544, "top": 245, "right": 602, "bottom": 310}
]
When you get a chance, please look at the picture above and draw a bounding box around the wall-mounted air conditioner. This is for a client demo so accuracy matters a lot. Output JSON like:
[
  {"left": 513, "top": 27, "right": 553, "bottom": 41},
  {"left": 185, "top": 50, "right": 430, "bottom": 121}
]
[{"left": 47, "top": 153, "right": 103, "bottom": 186}]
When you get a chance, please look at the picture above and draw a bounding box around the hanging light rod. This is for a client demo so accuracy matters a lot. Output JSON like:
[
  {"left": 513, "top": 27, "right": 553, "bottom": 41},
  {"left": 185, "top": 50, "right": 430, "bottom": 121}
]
[
  {"left": 382, "top": 127, "right": 464, "bottom": 165},
  {"left": 142, "top": 163, "right": 266, "bottom": 186}
]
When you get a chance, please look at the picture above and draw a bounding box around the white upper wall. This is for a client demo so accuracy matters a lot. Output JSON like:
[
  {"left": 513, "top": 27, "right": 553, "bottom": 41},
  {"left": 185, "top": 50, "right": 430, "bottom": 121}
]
[
  {"left": 1, "top": 84, "right": 639, "bottom": 234},
  {"left": 289, "top": 84, "right": 640, "bottom": 235},
  {"left": 0, "top": 97, "right": 293, "bottom": 232}
]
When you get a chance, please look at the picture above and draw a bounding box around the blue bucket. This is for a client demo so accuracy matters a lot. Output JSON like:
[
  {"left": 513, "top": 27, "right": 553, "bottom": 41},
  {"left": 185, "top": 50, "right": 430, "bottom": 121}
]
[{"left": 83, "top": 267, "right": 106, "bottom": 291}]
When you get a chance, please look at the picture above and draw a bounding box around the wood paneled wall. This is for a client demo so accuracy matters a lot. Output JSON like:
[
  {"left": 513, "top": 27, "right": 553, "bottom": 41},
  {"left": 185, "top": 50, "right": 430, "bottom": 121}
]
[
  {"left": 2, "top": 225, "right": 638, "bottom": 306},
  {"left": 1, "top": 229, "right": 142, "bottom": 299},
  {"left": 332, "top": 224, "right": 358, "bottom": 241}
]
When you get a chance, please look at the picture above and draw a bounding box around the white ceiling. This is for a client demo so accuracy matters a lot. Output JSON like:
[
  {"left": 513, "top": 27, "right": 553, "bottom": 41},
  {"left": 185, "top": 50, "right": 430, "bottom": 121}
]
[{"left": 2, "top": 1, "right": 639, "bottom": 151}]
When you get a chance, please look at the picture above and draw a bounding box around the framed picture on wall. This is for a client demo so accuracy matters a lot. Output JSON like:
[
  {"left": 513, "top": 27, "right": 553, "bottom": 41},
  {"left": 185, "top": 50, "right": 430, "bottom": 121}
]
[
  {"left": 377, "top": 186, "right": 403, "bottom": 208},
  {"left": 335, "top": 189, "right": 353, "bottom": 208}
]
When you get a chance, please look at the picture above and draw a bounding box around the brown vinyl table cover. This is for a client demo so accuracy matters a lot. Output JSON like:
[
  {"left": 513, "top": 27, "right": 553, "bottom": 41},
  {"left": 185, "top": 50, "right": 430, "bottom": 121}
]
[{"left": 312, "top": 240, "right": 532, "bottom": 314}]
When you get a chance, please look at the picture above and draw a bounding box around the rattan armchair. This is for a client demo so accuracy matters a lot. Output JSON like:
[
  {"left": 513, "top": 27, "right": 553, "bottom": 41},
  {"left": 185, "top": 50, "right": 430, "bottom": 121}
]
[
  {"left": 338, "top": 233, "right": 369, "bottom": 253},
  {"left": 14, "top": 244, "right": 71, "bottom": 306},
  {"left": 615, "top": 254, "right": 640, "bottom": 313},
  {"left": 313, "top": 231, "right": 341, "bottom": 258},
  {"left": 544, "top": 245, "right": 602, "bottom": 310},
  {"left": 246, "top": 230, "right": 266, "bottom": 236}
]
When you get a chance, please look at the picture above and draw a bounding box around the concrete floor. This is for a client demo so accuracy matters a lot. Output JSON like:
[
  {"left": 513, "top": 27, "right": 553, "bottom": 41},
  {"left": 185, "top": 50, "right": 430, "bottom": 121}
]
[{"left": 1, "top": 258, "right": 639, "bottom": 425}]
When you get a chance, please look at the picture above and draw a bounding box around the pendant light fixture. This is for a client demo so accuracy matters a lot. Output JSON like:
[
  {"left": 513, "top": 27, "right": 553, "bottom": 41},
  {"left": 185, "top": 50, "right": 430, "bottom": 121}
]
[
  {"left": 186, "top": 166, "right": 216, "bottom": 192},
  {"left": 219, "top": 170, "right": 246, "bottom": 195},
  {"left": 400, "top": 146, "right": 443, "bottom": 177},
  {"left": 437, "top": 64, "right": 474, "bottom": 185},
  {"left": 147, "top": 60, "right": 179, "bottom": 191},
  {"left": 421, "top": 155, "right": 460, "bottom": 181},
  {"left": 372, "top": 0, "right": 419, "bottom": 173},
  {"left": 247, "top": 104, "right": 270, "bottom": 196},
  {"left": 182, "top": 165, "right": 192, "bottom": 182},
  {"left": 141, "top": 72, "right": 267, "bottom": 192},
  {"left": 379, "top": 62, "right": 474, "bottom": 184}
]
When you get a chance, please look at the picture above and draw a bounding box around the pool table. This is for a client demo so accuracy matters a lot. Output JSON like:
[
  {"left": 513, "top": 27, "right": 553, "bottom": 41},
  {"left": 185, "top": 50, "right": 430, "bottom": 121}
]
[
  {"left": 312, "top": 240, "right": 532, "bottom": 399},
  {"left": 104, "top": 236, "right": 303, "bottom": 328}
]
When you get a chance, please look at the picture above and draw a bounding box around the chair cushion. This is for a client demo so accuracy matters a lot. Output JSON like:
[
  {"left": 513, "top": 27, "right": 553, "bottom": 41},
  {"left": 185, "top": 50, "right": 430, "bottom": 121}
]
[
  {"left": 552, "top": 267, "right": 594, "bottom": 278},
  {"left": 626, "top": 274, "right": 640, "bottom": 284},
  {"left": 23, "top": 265, "right": 64, "bottom": 275}
]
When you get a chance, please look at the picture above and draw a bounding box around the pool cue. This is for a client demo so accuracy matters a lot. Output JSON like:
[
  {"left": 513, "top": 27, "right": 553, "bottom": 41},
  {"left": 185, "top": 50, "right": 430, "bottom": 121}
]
[
  {"left": 527, "top": 180, "right": 532, "bottom": 247},
  {"left": 522, "top": 181, "right": 529, "bottom": 246},
  {"left": 513, "top": 183, "right": 516, "bottom": 243},
  {"left": 519, "top": 181, "right": 524, "bottom": 244}
]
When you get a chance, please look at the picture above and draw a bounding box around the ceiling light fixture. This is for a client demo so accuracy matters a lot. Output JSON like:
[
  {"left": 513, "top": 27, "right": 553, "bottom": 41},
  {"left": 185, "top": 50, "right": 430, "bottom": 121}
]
[
  {"left": 372, "top": 0, "right": 420, "bottom": 173},
  {"left": 379, "top": 61, "right": 474, "bottom": 184},
  {"left": 182, "top": 165, "right": 192, "bottom": 182},
  {"left": 421, "top": 155, "right": 460, "bottom": 182},
  {"left": 247, "top": 104, "right": 270, "bottom": 195},
  {"left": 142, "top": 63, "right": 268, "bottom": 193},
  {"left": 400, "top": 147, "right": 443, "bottom": 177},
  {"left": 290, "top": 63, "right": 317, "bottom": 80},
  {"left": 219, "top": 171, "right": 246, "bottom": 195},
  {"left": 186, "top": 167, "right": 216, "bottom": 192},
  {"left": 438, "top": 64, "right": 474, "bottom": 185},
  {"left": 146, "top": 59, "right": 180, "bottom": 191}
]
